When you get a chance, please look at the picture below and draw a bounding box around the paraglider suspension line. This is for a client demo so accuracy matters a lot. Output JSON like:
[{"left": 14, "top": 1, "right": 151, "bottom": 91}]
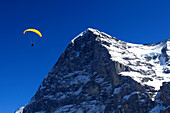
[{"left": 29, "top": 37, "right": 38, "bottom": 46}]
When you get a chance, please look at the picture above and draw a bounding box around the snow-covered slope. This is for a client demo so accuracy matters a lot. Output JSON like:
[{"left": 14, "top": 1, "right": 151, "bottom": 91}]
[
  {"left": 85, "top": 28, "right": 170, "bottom": 92},
  {"left": 97, "top": 29, "right": 170, "bottom": 89},
  {"left": 16, "top": 28, "right": 170, "bottom": 113}
]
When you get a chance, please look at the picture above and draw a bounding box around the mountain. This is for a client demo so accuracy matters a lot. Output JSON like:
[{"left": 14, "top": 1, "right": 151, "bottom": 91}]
[{"left": 16, "top": 28, "right": 170, "bottom": 113}]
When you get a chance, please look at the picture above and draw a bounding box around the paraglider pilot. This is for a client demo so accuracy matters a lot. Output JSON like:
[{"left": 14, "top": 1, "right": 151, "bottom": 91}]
[{"left": 23, "top": 29, "right": 42, "bottom": 47}]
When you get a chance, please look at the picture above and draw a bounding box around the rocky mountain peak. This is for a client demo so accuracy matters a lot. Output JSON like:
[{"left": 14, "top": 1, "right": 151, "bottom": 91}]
[
  {"left": 71, "top": 28, "right": 119, "bottom": 46},
  {"left": 16, "top": 29, "right": 170, "bottom": 113}
]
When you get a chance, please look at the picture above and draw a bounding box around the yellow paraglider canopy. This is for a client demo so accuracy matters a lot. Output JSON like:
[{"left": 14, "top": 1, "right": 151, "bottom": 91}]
[{"left": 23, "top": 29, "right": 42, "bottom": 37}]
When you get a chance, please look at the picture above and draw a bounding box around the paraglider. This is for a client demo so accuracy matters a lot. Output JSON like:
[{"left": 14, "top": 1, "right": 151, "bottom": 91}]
[{"left": 23, "top": 28, "right": 42, "bottom": 46}]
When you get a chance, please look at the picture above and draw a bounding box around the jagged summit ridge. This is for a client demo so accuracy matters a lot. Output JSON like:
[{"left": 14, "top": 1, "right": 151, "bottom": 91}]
[
  {"left": 71, "top": 28, "right": 98, "bottom": 43},
  {"left": 71, "top": 28, "right": 117, "bottom": 44},
  {"left": 72, "top": 28, "right": 170, "bottom": 46},
  {"left": 16, "top": 28, "right": 170, "bottom": 113}
]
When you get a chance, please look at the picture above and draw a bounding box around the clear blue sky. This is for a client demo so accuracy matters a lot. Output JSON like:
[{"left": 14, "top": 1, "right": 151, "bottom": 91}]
[{"left": 0, "top": 0, "right": 170, "bottom": 112}]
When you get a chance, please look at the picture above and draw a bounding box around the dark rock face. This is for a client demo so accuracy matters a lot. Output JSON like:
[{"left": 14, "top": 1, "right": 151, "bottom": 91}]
[
  {"left": 161, "top": 40, "right": 170, "bottom": 73},
  {"left": 156, "top": 82, "right": 170, "bottom": 107},
  {"left": 104, "top": 76, "right": 155, "bottom": 113},
  {"left": 153, "top": 82, "right": 170, "bottom": 113},
  {"left": 16, "top": 28, "right": 170, "bottom": 113}
]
